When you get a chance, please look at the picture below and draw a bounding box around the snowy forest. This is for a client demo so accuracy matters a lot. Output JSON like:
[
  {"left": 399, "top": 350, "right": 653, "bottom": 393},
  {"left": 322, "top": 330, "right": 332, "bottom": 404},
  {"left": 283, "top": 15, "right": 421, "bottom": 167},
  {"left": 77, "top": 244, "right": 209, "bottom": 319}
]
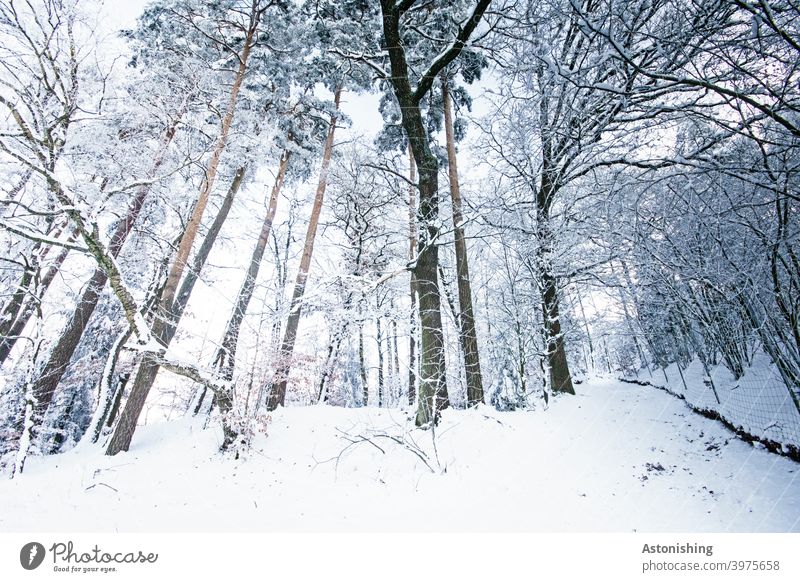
[{"left": 0, "top": 0, "right": 799, "bottom": 532}]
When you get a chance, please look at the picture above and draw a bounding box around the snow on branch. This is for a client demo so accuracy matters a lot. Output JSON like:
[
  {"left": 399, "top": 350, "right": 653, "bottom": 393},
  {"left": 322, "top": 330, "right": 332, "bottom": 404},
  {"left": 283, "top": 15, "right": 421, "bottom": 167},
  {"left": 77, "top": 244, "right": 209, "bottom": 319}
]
[
  {"left": 411, "top": 0, "right": 493, "bottom": 104},
  {"left": 37, "top": 173, "right": 232, "bottom": 399},
  {"left": 0, "top": 220, "right": 89, "bottom": 253},
  {"left": 328, "top": 48, "right": 390, "bottom": 80}
]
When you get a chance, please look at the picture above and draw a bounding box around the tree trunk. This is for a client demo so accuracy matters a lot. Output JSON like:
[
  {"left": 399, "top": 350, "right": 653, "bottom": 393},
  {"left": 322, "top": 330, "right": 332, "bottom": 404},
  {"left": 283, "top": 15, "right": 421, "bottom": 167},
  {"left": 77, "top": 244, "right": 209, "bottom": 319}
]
[
  {"left": 407, "top": 144, "right": 418, "bottom": 406},
  {"left": 211, "top": 147, "right": 291, "bottom": 447},
  {"left": 214, "top": 149, "right": 291, "bottom": 382},
  {"left": 0, "top": 257, "right": 37, "bottom": 350},
  {"left": 83, "top": 327, "right": 131, "bottom": 444},
  {"left": 391, "top": 316, "right": 400, "bottom": 379},
  {"left": 159, "top": 26, "right": 255, "bottom": 317},
  {"left": 359, "top": 312, "right": 367, "bottom": 406},
  {"left": 539, "top": 249, "right": 575, "bottom": 395},
  {"left": 265, "top": 88, "right": 341, "bottom": 410},
  {"left": 376, "top": 315, "right": 384, "bottom": 407},
  {"left": 536, "top": 132, "right": 574, "bottom": 395},
  {"left": 105, "top": 166, "right": 246, "bottom": 455},
  {"left": 317, "top": 332, "right": 342, "bottom": 403},
  {"left": 442, "top": 74, "right": 484, "bottom": 407},
  {"left": 408, "top": 135, "right": 449, "bottom": 425},
  {"left": 378, "top": 2, "right": 487, "bottom": 425},
  {"left": 12, "top": 377, "right": 36, "bottom": 477}
]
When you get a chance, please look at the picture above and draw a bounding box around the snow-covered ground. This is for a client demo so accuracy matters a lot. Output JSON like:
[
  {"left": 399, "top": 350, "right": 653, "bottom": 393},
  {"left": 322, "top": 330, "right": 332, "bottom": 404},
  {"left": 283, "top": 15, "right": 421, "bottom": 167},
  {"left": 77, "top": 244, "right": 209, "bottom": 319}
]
[
  {"left": 631, "top": 354, "right": 800, "bottom": 451},
  {"left": 1, "top": 377, "right": 798, "bottom": 532}
]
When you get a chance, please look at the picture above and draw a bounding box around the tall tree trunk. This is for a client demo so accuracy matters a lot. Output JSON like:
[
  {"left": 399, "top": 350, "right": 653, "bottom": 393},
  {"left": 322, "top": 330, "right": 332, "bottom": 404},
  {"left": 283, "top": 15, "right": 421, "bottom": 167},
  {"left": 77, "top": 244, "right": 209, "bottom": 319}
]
[
  {"left": 214, "top": 149, "right": 291, "bottom": 383},
  {"left": 379, "top": 0, "right": 490, "bottom": 425},
  {"left": 537, "top": 206, "right": 575, "bottom": 395},
  {"left": 159, "top": 27, "right": 254, "bottom": 318},
  {"left": 265, "top": 88, "right": 341, "bottom": 410},
  {"left": 210, "top": 149, "right": 290, "bottom": 448},
  {"left": 407, "top": 144, "right": 418, "bottom": 406},
  {"left": 104, "top": 30, "right": 254, "bottom": 450},
  {"left": 540, "top": 269, "right": 574, "bottom": 394},
  {"left": 359, "top": 318, "right": 367, "bottom": 406},
  {"left": 391, "top": 316, "right": 400, "bottom": 378},
  {"left": 376, "top": 315, "right": 384, "bottom": 407},
  {"left": 106, "top": 166, "right": 246, "bottom": 455},
  {"left": 28, "top": 110, "right": 184, "bottom": 421},
  {"left": 406, "top": 121, "right": 449, "bottom": 426},
  {"left": 317, "top": 332, "right": 342, "bottom": 403},
  {"left": 442, "top": 74, "right": 484, "bottom": 407}
]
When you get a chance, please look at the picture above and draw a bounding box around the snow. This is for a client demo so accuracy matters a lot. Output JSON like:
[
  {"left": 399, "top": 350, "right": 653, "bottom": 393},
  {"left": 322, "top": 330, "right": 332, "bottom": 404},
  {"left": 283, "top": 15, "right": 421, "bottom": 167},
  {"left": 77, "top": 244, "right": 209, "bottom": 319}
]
[
  {"left": 1, "top": 377, "right": 798, "bottom": 532},
  {"left": 632, "top": 354, "right": 800, "bottom": 450}
]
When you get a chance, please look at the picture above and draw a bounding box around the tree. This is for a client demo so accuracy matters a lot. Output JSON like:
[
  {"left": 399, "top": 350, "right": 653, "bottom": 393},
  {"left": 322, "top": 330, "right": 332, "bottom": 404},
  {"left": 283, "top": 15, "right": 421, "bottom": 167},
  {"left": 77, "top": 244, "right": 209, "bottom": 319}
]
[
  {"left": 0, "top": 0, "right": 84, "bottom": 369},
  {"left": 441, "top": 72, "right": 485, "bottom": 406},
  {"left": 266, "top": 87, "right": 341, "bottom": 410},
  {"left": 376, "top": 0, "right": 497, "bottom": 425},
  {"left": 203, "top": 95, "right": 332, "bottom": 413},
  {"left": 29, "top": 102, "right": 186, "bottom": 428},
  {"left": 320, "top": 142, "right": 404, "bottom": 406},
  {"left": 106, "top": 0, "right": 289, "bottom": 454}
]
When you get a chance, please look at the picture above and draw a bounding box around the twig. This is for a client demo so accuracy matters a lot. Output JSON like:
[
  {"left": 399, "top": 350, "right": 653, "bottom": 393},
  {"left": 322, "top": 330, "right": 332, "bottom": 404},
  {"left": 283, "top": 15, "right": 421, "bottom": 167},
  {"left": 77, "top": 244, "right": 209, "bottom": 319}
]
[{"left": 85, "top": 482, "right": 118, "bottom": 493}]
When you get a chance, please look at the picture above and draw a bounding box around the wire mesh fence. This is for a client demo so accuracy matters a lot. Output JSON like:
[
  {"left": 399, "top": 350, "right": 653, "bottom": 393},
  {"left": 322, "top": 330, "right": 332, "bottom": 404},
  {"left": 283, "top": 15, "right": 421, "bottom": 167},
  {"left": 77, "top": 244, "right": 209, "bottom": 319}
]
[{"left": 627, "top": 352, "right": 800, "bottom": 457}]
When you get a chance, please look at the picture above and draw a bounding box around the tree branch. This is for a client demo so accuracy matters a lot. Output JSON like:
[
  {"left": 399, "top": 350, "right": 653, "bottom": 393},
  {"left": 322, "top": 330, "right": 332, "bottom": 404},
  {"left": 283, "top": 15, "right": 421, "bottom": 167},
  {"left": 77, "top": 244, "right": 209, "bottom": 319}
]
[{"left": 412, "top": 0, "right": 494, "bottom": 104}]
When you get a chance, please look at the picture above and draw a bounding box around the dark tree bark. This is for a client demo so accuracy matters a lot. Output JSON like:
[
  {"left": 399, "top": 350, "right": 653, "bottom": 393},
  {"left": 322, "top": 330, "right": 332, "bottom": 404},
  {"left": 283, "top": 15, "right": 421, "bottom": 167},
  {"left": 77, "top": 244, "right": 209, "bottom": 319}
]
[
  {"left": 441, "top": 74, "right": 485, "bottom": 406},
  {"left": 407, "top": 144, "right": 418, "bottom": 406},
  {"left": 540, "top": 267, "right": 575, "bottom": 394},
  {"left": 316, "top": 332, "right": 342, "bottom": 403},
  {"left": 265, "top": 88, "right": 341, "bottom": 410},
  {"left": 391, "top": 316, "right": 400, "bottom": 379},
  {"left": 379, "top": 0, "right": 495, "bottom": 424},
  {"left": 536, "top": 174, "right": 575, "bottom": 395},
  {"left": 376, "top": 315, "right": 384, "bottom": 407},
  {"left": 359, "top": 315, "right": 368, "bottom": 406}
]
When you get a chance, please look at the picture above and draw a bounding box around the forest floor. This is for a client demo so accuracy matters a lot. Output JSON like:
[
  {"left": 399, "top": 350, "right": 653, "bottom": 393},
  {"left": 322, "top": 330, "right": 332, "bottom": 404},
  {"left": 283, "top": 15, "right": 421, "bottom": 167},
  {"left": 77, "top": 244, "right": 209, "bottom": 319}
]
[{"left": 1, "top": 377, "right": 798, "bottom": 532}]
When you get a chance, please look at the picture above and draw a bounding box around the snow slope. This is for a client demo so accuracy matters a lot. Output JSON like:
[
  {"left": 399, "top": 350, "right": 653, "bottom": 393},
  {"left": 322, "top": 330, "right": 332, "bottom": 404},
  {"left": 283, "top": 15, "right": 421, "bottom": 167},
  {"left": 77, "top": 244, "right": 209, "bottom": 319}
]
[
  {"left": 632, "top": 355, "right": 800, "bottom": 451},
  {"left": 1, "top": 377, "right": 798, "bottom": 532}
]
